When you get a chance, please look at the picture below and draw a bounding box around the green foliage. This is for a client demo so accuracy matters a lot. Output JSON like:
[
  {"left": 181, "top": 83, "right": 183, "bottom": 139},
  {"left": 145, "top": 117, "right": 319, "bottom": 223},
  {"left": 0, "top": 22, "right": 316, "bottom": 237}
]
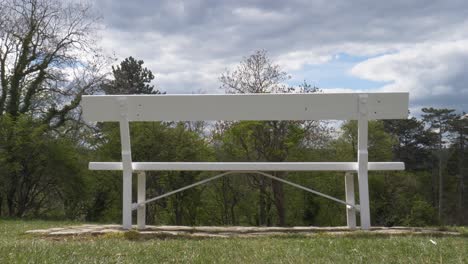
[
  {"left": 421, "top": 107, "right": 459, "bottom": 223},
  {"left": 0, "top": 115, "right": 88, "bottom": 218},
  {"left": 368, "top": 171, "right": 437, "bottom": 226},
  {"left": 332, "top": 120, "right": 395, "bottom": 161},
  {"left": 213, "top": 120, "right": 313, "bottom": 226},
  {"left": 383, "top": 118, "right": 434, "bottom": 169},
  {"left": 403, "top": 200, "right": 438, "bottom": 226},
  {"left": 218, "top": 121, "right": 307, "bottom": 161}
]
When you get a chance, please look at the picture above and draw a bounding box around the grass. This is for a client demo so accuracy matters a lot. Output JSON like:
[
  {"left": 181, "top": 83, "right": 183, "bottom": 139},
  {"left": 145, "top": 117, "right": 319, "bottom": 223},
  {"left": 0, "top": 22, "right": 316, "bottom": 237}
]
[{"left": 0, "top": 219, "right": 467, "bottom": 263}]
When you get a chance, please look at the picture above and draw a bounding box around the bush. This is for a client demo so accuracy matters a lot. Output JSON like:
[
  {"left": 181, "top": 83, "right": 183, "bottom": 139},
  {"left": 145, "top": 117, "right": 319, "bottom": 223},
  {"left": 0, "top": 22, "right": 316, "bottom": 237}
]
[{"left": 403, "top": 200, "right": 438, "bottom": 226}]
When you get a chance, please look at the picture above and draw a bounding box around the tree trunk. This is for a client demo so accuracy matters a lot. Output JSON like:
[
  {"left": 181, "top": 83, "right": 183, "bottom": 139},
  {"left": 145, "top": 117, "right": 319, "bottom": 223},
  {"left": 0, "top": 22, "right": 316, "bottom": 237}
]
[
  {"left": 174, "top": 194, "right": 183, "bottom": 225},
  {"left": 271, "top": 172, "right": 286, "bottom": 226},
  {"left": 222, "top": 178, "right": 230, "bottom": 225},
  {"left": 258, "top": 176, "right": 267, "bottom": 226},
  {"left": 438, "top": 155, "right": 443, "bottom": 222},
  {"left": 438, "top": 128, "right": 444, "bottom": 223},
  {"left": 230, "top": 201, "right": 237, "bottom": 225},
  {"left": 7, "top": 175, "right": 18, "bottom": 217},
  {"left": 266, "top": 191, "right": 272, "bottom": 226},
  {"left": 431, "top": 155, "right": 437, "bottom": 208}
]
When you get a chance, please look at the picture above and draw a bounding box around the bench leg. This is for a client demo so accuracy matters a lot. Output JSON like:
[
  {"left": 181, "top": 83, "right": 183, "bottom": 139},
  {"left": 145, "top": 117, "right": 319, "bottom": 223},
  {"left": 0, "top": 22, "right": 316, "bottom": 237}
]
[
  {"left": 345, "top": 172, "right": 356, "bottom": 229},
  {"left": 118, "top": 104, "right": 133, "bottom": 230},
  {"left": 122, "top": 162, "right": 132, "bottom": 230},
  {"left": 137, "top": 171, "right": 146, "bottom": 230},
  {"left": 358, "top": 94, "right": 371, "bottom": 230},
  {"left": 122, "top": 167, "right": 132, "bottom": 230},
  {"left": 357, "top": 160, "right": 370, "bottom": 230}
]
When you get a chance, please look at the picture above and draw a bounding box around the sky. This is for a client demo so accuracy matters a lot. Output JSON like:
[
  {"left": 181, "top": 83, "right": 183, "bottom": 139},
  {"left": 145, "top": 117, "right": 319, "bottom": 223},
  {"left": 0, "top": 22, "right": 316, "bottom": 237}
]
[{"left": 94, "top": 0, "right": 468, "bottom": 113}]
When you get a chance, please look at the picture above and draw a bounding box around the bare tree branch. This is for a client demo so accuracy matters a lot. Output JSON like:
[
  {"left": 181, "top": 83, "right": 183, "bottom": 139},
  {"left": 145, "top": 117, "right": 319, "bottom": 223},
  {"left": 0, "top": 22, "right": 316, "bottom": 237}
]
[{"left": 0, "top": 0, "right": 104, "bottom": 124}]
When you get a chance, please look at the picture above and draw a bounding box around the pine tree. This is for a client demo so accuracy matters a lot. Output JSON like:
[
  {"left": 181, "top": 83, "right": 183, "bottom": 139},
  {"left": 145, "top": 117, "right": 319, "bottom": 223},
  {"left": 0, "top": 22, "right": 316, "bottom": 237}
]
[{"left": 103, "top": 57, "right": 160, "bottom": 95}]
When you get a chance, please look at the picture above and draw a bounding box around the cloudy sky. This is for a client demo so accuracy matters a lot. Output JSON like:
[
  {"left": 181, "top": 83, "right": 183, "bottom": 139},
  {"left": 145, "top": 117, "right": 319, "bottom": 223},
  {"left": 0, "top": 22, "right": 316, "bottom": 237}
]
[{"left": 95, "top": 0, "right": 468, "bottom": 113}]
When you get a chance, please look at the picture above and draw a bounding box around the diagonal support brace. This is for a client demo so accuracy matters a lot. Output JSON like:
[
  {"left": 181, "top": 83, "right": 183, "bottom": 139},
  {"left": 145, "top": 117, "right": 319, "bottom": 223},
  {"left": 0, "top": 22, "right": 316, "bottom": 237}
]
[
  {"left": 133, "top": 171, "right": 358, "bottom": 211},
  {"left": 253, "top": 171, "right": 358, "bottom": 210},
  {"left": 132, "top": 171, "right": 237, "bottom": 210}
]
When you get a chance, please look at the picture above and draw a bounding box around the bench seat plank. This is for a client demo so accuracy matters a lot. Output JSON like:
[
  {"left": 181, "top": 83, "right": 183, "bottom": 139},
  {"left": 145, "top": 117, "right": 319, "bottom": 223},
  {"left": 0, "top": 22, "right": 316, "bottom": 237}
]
[{"left": 89, "top": 162, "right": 404, "bottom": 171}]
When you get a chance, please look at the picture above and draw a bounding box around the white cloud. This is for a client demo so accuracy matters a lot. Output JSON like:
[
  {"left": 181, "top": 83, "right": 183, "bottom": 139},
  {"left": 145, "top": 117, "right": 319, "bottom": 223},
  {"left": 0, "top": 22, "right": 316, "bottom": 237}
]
[
  {"left": 276, "top": 51, "right": 332, "bottom": 71},
  {"left": 93, "top": 0, "right": 468, "bottom": 110},
  {"left": 321, "top": 88, "right": 363, "bottom": 93},
  {"left": 232, "top": 7, "right": 286, "bottom": 22},
  {"left": 351, "top": 40, "right": 468, "bottom": 110}
]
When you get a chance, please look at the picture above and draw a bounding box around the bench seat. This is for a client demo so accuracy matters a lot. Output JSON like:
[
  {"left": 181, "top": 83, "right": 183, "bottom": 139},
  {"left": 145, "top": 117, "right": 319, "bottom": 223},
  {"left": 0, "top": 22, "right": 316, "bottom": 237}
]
[{"left": 89, "top": 162, "right": 404, "bottom": 171}]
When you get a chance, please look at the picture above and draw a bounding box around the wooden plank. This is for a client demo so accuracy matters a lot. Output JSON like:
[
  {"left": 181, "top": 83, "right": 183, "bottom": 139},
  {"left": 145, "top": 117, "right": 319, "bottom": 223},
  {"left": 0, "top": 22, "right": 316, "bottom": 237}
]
[
  {"left": 81, "top": 93, "right": 409, "bottom": 122},
  {"left": 88, "top": 162, "right": 405, "bottom": 171}
]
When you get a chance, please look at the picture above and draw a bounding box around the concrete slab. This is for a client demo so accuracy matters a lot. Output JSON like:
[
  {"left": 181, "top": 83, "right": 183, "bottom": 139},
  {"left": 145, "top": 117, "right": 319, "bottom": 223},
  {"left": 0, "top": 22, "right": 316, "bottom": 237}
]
[{"left": 25, "top": 225, "right": 461, "bottom": 239}]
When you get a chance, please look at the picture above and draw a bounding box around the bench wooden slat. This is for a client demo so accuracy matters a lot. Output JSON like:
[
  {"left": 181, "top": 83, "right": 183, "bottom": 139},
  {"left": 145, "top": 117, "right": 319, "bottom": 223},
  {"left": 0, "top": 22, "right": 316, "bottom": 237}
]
[
  {"left": 88, "top": 162, "right": 404, "bottom": 171},
  {"left": 81, "top": 93, "right": 409, "bottom": 122}
]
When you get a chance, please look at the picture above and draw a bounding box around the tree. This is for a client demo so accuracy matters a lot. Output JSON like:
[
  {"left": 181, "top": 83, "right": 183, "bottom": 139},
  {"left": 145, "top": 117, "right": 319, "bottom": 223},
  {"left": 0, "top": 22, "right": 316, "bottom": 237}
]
[
  {"left": 383, "top": 117, "right": 435, "bottom": 170},
  {"left": 421, "top": 107, "right": 457, "bottom": 222},
  {"left": 448, "top": 113, "right": 468, "bottom": 224},
  {"left": 102, "top": 56, "right": 160, "bottom": 95},
  {"left": 0, "top": 0, "right": 105, "bottom": 126},
  {"left": 218, "top": 50, "right": 327, "bottom": 226},
  {"left": 0, "top": 0, "right": 104, "bottom": 217},
  {"left": 220, "top": 50, "right": 292, "bottom": 94},
  {"left": 0, "top": 115, "right": 87, "bottom": 217}
]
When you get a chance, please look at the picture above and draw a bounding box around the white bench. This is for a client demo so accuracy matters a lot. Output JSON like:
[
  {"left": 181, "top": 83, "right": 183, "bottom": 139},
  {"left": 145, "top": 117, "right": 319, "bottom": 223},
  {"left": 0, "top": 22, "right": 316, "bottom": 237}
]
[{"left": 81, "top": 93, "right": 409, "bottom": 230}]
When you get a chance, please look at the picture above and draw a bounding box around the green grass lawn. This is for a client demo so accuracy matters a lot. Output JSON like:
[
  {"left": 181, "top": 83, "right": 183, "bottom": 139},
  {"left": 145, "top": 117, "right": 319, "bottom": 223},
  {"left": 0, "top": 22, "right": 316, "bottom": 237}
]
[{"left": 0, "top": 219, "right": 466, "bottom": 263}]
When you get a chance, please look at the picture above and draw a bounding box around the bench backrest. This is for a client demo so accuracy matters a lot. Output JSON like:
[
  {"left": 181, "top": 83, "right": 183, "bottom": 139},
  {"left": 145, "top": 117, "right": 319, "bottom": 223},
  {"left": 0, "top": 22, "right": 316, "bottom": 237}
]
[{"left": 81, "top": 93, "right": 409, "bottom": 122}]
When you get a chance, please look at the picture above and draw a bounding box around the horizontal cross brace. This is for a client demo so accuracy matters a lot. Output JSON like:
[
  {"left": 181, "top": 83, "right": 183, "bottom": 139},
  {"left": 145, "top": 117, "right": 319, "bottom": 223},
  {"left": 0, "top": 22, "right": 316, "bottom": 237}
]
[
  {"left": 132, "top": 171, "right": 358, "bottom": 211},
  {"left": 89, "top": 161, "right": 404, "bottom": 171}
]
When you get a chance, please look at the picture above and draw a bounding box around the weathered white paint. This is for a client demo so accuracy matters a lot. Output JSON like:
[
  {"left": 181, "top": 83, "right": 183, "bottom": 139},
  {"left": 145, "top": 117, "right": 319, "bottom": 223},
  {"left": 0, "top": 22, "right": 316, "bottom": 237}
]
[{"left": 82, "top": 93, "right": 409, "bottom": 122}]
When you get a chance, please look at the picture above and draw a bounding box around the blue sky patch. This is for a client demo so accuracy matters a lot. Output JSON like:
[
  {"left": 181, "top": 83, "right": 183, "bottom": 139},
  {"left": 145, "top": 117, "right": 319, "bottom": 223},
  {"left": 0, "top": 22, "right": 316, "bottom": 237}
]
[{"left": 287, "top": 53, "right": 392, "bottom": 90}]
